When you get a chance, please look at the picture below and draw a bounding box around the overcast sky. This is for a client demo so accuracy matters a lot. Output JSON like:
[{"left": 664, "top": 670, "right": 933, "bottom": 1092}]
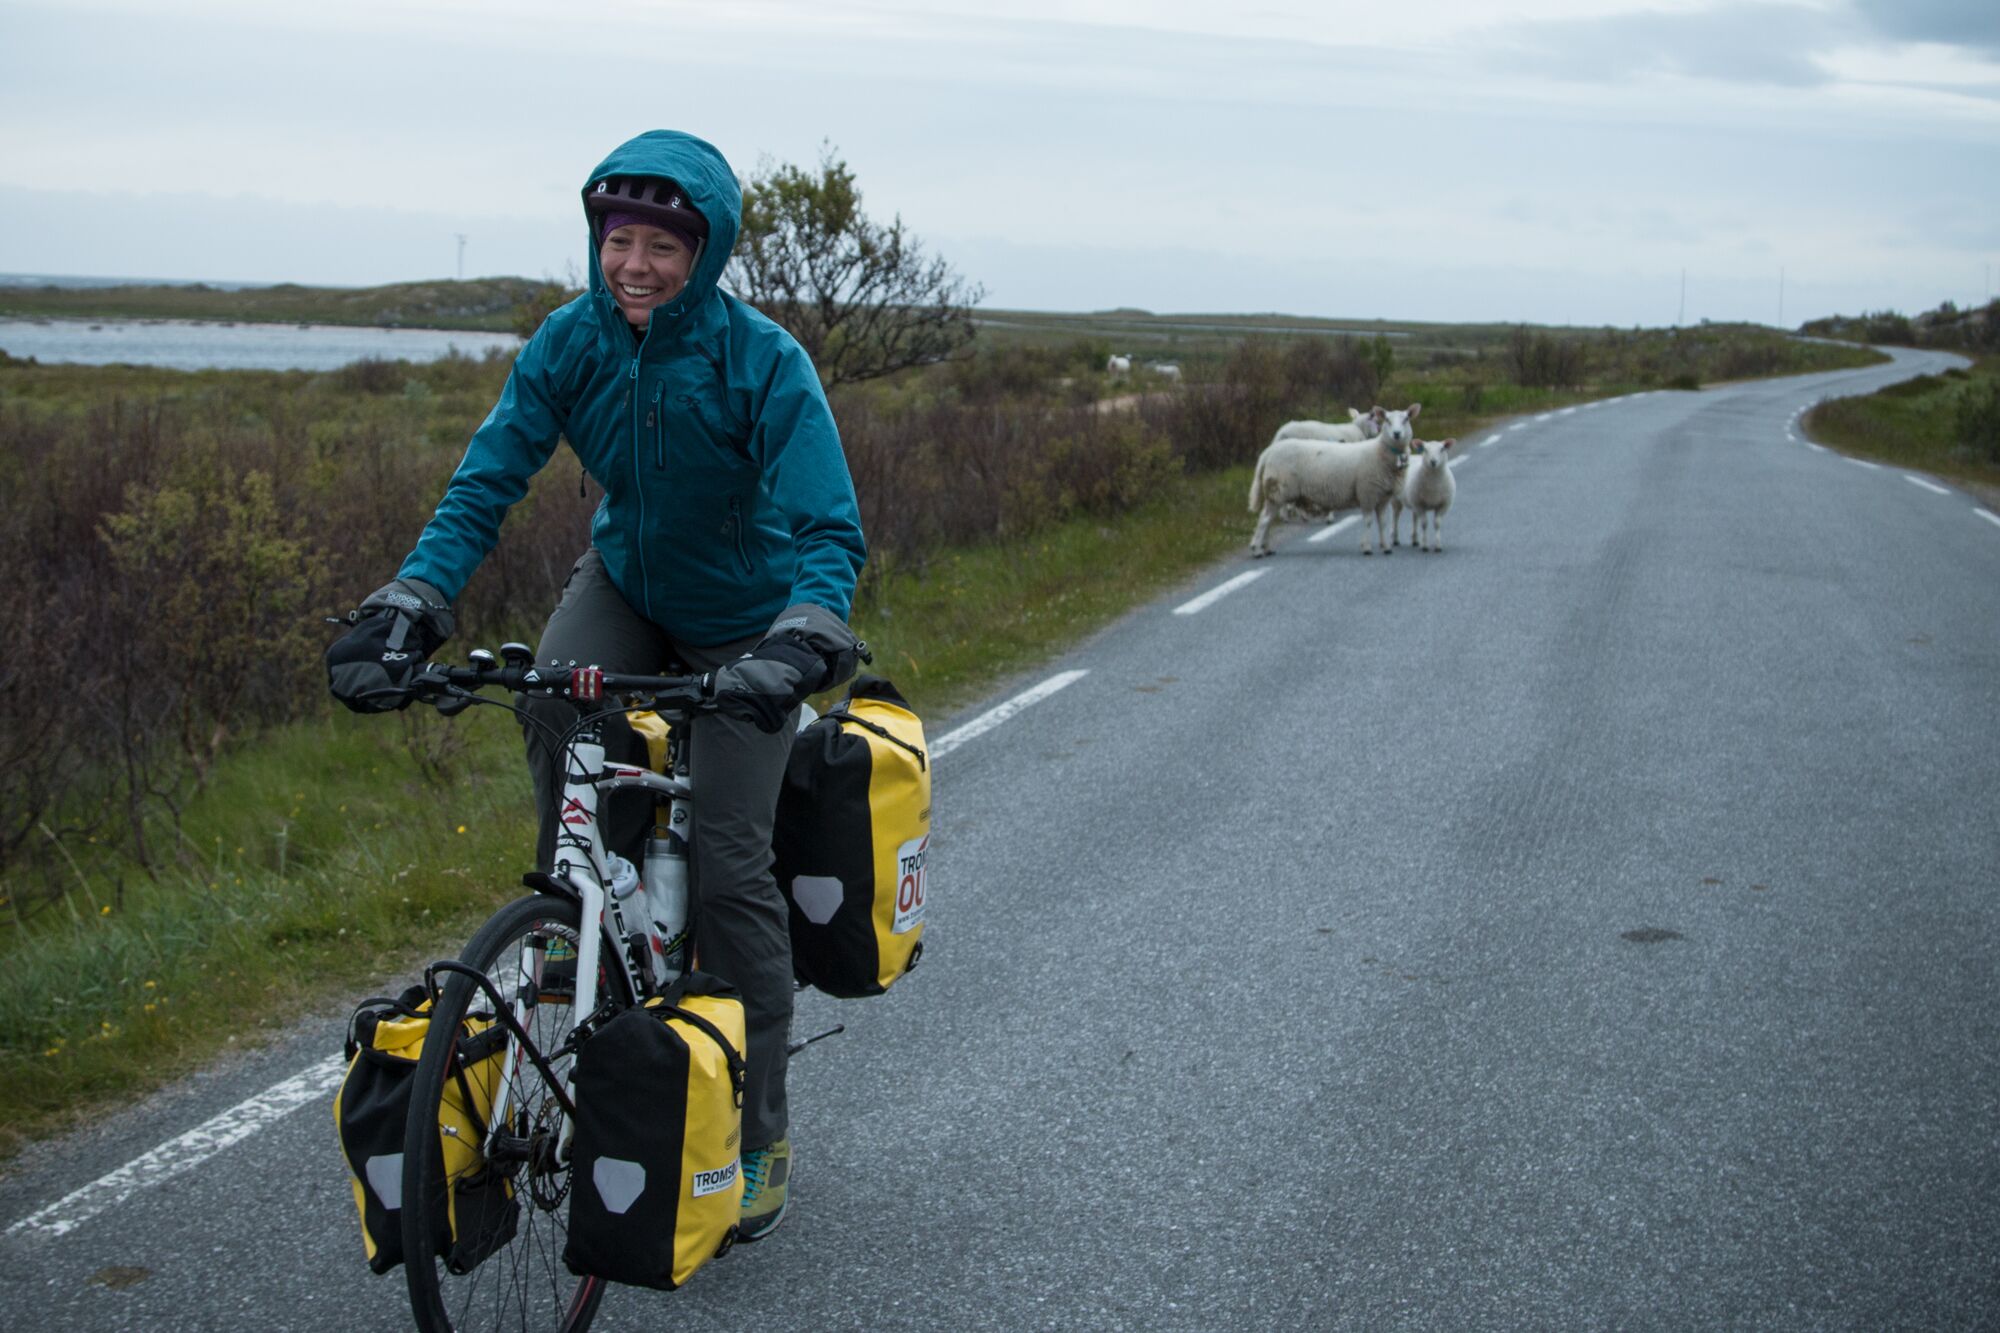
[{"left": 2, "top": 0, "right": 1996, "bottom": 326}]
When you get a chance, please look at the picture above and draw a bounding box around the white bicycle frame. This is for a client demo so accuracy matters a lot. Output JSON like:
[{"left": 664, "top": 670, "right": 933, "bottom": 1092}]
[{"left": 482, "top": 715, "right": 693, "bottom": 1159}]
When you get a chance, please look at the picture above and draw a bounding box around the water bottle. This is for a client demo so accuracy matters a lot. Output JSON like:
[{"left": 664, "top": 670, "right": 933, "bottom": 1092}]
[
  {"left": 641, "top": 828, "right": 690, "bottom": 983},
  {"left": 603, "top": 852, "right": 642, "bottom": 901}
]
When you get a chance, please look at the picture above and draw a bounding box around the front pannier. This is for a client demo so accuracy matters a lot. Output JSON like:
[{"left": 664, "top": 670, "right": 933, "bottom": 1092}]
[
  {"left": 773, "top": 676, "right": 931, "bottom": 997},
  {"left": 333, "top": 985, "right": 517, "bottom": 1274},
  {"left": 562, "top": 972, "right": 747, "bottom": 1290}
]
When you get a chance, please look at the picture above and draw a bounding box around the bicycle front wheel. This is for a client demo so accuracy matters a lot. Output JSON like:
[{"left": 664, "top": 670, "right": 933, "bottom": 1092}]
[{"left": 401, "top": 892, "right": 628, "bottom": 1333}]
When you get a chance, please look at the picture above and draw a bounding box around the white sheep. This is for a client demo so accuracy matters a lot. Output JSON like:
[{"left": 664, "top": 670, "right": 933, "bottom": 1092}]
[
  {"left": 1149, "top": 362, "right": 1183, "bottom": 382},
  {"left": 1247, "top": 404, "right": 1421, "bottom": 557},
  {"left": 1107, "top": 353, "right": 1132, "bottom": 376},
  {"left": 1393, "top": 437, "right": 1457, "bottom": 552},
  {"left": 1273, "top": 407, "right": 1380, "bottom": 444}
]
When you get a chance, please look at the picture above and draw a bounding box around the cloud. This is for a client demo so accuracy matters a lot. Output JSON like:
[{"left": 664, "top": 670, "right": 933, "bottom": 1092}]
[
  {"left": 1484, "top": 3, "right": 1855, "bottom": 88},
  {"left": 1850, "top": 0, "right": 2000, "bottom": 59}
]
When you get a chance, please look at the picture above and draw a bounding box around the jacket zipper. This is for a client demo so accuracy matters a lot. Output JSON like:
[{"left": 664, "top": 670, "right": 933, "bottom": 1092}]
[
  {"left": 727, "top": 496, "right": 751, "bottom": 575},
  {"left": 652, "top": 379, "right": 666, "bottom": 470},
  {"left": 628, "top": 354, "right": 656, "bottom": 621}
]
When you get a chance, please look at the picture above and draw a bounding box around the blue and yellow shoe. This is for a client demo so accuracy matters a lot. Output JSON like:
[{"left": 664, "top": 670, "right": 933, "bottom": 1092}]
[{"left": 736, "top": 1138, "right": 791, "bottom": 1242}]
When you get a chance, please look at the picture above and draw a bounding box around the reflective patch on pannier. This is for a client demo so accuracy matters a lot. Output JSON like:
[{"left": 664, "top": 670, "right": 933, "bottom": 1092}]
[{"left": 593, "top": 1159, "right": 647, "bottom": 1215}]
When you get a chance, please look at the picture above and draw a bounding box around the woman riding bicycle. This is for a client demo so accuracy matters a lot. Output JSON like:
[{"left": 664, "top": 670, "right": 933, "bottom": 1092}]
[{"left": 325, "top": 128, "right": 867, "bottom": 1244}]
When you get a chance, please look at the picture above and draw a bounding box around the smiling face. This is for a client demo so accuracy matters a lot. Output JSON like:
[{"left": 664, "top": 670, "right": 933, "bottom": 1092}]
[{"left": 599, "top": 223, "right": 695, "bottom": 328}]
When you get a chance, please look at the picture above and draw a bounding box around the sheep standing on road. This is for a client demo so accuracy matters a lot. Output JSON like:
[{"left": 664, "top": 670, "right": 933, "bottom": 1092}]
[
  {"left": 1248, "top": 405, "right": 1422, "bottom": 557},
  {"left": 1274, "top": 408, "right": 1380, "bottom": 444},
  {"left": 1394, "top": 437, "right": 1457, "bottom": 552}
]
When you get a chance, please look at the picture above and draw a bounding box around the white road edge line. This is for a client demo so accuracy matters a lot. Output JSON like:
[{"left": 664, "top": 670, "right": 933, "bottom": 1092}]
[
  {"left": 8, "top": 1054, "right": 349, "bottom": 1241},
  {"left": 1306, "top": 515, "right": 1361, "bottom": 545},
  {"left": 1508, "top": 422, "right": 1528, "bottom": 432},
  {"left": 1976, "top": 509, "right": 2000, "bottom": 529},
  {"left": 1903, "top": 474, "right": 1949, "bottom": 495},
  {"left": 1534, "top": 412, "right": 1553, "bottom": 422},
  {"left": 1846, "top": 458, "right": 1882, "bottom": 471},
  {"left": 930, "top": 669, "right": 1089, "bottom": 760}
]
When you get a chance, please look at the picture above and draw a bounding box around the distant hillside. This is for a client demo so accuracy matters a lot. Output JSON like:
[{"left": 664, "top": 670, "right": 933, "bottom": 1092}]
[
  {"left": 0, "top": 276, "right": 575, "bottom": 333},
  {"left": 1801, "top": 299, "right": 2000, "bottom": 353}
]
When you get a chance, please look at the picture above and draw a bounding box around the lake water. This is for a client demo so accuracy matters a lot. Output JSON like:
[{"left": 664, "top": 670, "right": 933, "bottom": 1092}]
[{"left": 0, "top": 317, "right": 521, "bottom": 371}]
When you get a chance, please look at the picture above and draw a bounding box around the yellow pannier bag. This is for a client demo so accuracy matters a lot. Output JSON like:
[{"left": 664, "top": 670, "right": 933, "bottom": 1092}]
[
  {"left": 562, "top": 973, "right": 747, "bottom": 1290},
  {"left": 773, "top": 676, "right": 930, "bottom": 997},
  {"left": 333, "top": 986, "right": 516, "bottom": 1275}
]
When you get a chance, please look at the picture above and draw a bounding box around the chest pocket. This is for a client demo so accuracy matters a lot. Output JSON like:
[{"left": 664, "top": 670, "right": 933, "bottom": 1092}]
[{"left": 642, "top": 367, "right": 762, "bottom": 574}]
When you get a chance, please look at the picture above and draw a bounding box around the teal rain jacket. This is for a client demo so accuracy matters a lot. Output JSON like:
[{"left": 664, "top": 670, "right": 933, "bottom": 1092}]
[{"left": 398, "top": 130, "right": 866, "bottom": 646}]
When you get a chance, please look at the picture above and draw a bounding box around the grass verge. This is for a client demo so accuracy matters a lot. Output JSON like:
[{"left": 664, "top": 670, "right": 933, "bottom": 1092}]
[{"left": 1801, "top": 356, "right": 2000, "bottom": 508}]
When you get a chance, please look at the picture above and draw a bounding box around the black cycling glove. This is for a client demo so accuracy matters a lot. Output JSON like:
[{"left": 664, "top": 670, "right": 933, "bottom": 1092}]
[
  {"left": 325, "top": 577, "right": 455, "bottom": 714},
  {"left": 711, "top": 603, "right": 861, "bottom": 733}
]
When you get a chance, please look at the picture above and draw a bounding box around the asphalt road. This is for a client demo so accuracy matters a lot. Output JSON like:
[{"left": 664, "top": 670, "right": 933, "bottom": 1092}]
[{"left": 2, "top": 347, "right": 1995, "bottom": 1331}]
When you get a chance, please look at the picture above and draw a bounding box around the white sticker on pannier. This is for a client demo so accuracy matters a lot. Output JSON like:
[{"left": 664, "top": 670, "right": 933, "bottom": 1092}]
[
  {"left": 691, "top": 1159, "right": 739, "bottom": 1198},
  {"left": 893, "top": 834, "right": 928, "bottom": 934},
  {"left": 594, "top": 1158, "right": 647, "bottom": 1214},
  {"left": 792, "top": 875, "right": 844, "bottom": 926}
]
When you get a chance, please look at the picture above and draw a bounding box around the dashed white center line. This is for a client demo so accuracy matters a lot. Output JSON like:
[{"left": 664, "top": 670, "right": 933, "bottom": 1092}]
[
  {"left": 1306, "top": 515, "right": 1361, "bottom": 545},
  {"left": 1534, "top": 413, "right": 1554, "bottom": 423},
  {"left": 1508, "top": 422, "right": 1529, "bottom": 432},
  {"left": 1976, "top": 509, "right": 2000, "bottom": 529},
  {"left": 1903, "top": 474, "right": 1949, "bottom": 495},
  {"left": 1557, "top": 407, "right": 1576, "bottom": 417},
  {"left": 1476, "top": 435, "right": 1499, "bottom": 448},
  {"left": 8, "top": 1055, "right": 349, "bottom": 1240},
  {"left": 930, "top": 669, "right": 1090, "bottom": 758}
]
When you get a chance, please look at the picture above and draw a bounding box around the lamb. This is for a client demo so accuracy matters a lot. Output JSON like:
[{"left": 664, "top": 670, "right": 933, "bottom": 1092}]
[
  {"left": 1393, "top": 437, "right": 1457, "bottom": 552},
  {"left": 1247, "top": 404, "right": 1421, "bottom": 557},
  {"left": 1106, "top": 353, "right": 1132, "bottom": 376},
  {"left": 1273, "top": 407, "right": 1381, "bottom": 444}
]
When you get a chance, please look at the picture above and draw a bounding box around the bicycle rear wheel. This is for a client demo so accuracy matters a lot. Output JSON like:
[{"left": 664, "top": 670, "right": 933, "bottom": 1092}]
[{"left": 401, "top": 892, "right": 628, "bottom": 1333}]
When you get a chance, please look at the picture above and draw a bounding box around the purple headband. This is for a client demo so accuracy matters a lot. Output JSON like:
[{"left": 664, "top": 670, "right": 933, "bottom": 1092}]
[{"left": 599, "top": 211, "right": 697, "bottom": 251}]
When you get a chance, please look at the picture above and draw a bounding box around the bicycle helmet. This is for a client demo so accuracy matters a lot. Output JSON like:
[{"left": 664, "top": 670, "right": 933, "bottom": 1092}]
[{"left": 585, "top": 175, "right": 710, "bottom": 243}]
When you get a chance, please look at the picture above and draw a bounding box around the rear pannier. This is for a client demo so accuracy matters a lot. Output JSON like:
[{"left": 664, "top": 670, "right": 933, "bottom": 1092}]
[{"left": 773, "top": 676, "right": 931, "bottom": 998}]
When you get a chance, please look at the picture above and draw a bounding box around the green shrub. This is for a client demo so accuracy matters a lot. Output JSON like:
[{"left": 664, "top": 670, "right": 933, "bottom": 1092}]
[{"left": 1955, "top": 378, "right": 2000, "bottom": 463}]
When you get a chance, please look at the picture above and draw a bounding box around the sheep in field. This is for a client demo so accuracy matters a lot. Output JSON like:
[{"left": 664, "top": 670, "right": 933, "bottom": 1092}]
[
  {"left": 1107, "top": 353, "right": 1132, "bottom": 376},
  {"left": 1393, "top": 437, "right": 1457, "bottom": 552},
  {"left": 1273, "top": 407, "right": 1380, "bottom": 444},
  {"left": 1248, "top": 404, "right": 1421, "bottom": 557},
  {"left": 1149, "top": 361, "right": 1183, "bottom": 382}
]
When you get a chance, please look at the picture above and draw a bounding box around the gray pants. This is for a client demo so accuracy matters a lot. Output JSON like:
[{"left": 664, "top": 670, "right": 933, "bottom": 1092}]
[{"left": 522, "top": 549, "right": 795, "bottom": 1150}]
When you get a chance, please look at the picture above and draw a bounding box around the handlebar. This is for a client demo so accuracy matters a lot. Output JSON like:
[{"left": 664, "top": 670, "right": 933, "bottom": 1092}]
[{"left": 406, "top": 649, "right": 715, "bottom": 715}]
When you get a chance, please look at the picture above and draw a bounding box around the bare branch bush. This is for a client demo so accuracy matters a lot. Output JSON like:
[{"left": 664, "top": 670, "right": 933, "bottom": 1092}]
[{"left": 727, "top": 144, "right": 984, "bottom": 388}]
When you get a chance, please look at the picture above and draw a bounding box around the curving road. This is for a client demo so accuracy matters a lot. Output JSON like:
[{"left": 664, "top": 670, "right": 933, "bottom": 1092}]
[{"left": 2, "top": 347, "right": 1995, "bottom": 1330}]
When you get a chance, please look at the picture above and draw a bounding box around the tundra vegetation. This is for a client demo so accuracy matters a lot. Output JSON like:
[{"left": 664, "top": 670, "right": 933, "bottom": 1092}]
[
  {"left": 1802, "top": 356, "right": 2000, "bottom": 500},
  {"left": 0, "top": 215, "right": 1896, "bottom": 1150}
]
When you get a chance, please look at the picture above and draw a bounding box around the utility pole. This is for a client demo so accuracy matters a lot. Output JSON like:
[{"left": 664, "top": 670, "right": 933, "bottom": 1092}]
[{"left": 455, "top": 234, "right": 468, "bottom": 282}]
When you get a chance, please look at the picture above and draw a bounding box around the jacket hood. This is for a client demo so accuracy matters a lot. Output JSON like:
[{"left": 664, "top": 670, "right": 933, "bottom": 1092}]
[{"left": 581, "top": 130, "right": 741, "bottom": 331}]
